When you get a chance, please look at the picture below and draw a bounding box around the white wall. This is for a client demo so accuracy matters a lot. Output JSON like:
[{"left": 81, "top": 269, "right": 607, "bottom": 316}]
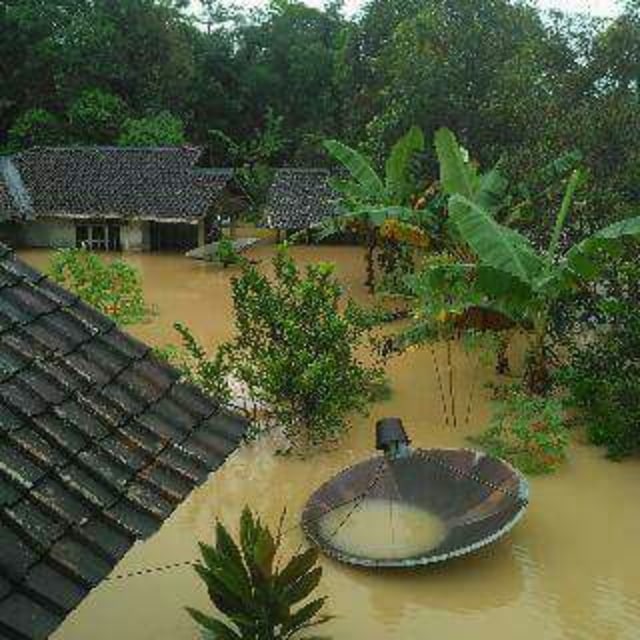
[{"left": 121, "top": 221, "right": 148, "bottom": 251}]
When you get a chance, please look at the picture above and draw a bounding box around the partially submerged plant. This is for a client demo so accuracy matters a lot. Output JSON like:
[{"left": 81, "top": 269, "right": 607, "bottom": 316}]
[
  {"left": 414, "top": 128, "right": 640, "bottom": 393},
  {"left": 164, "top": 248, "right": 387, "bottom": 448},
  {"left": 187, "top": 507, "right": 332, "bottom": 640},
  {"left": 470, "top": 384, "right": 569, "bottom": 474},
  {"left": 49, "top": 248, "right": 151, "bottom": 325},
  {"left": 322, "top": 127, "right": 431, "bottom": 292},
  {"left": 559, "top": 259, "right": 640, "bottom": 459},
  {"left": 213, "top": 237, "right": 243, "bottom": 268}
]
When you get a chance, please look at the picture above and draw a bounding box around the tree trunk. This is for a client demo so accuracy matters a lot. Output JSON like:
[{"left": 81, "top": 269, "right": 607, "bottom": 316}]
[{"left": 365, "top": 229, "right": 377, "bottom": 294}]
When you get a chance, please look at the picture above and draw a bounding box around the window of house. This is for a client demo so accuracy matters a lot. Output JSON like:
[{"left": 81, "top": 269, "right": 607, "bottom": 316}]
[{"left": 76, "top": 223, "right": 121, "bottom": 251}]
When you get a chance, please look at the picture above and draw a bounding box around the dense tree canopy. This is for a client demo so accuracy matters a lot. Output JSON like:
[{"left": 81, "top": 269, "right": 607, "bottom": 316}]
[{"left": 1, "top": 0, "right": 639, "bottom": 224}]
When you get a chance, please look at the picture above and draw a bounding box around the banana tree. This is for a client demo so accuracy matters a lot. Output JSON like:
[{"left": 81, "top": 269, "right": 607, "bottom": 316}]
[
  {"left": 322, "top": 126, "right": 431, "bottom": 292},
  {"left": 426, "top": 127, "right": 640, "bottom": 393}
]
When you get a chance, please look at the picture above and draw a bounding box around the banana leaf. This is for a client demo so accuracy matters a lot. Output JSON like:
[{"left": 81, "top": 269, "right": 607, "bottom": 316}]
[
  {"left": 385, "top": 125, "right": 424, "bottom": 203},
  {"left": 324, "top": 139, "right": 384, "bottom": 202},
  {"left": 565, "top": 215, "right": 640, "bottom": 279},
  {"left": 449, "top": 194, "right": 545, "bottom": 284},
  {"left": 435, "top": 128, "right": 478, "bottom": 199}
]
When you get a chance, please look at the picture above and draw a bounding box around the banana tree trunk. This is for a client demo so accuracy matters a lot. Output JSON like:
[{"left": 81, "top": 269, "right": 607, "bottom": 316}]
[
  {"left": 365, "top": 227, "right": 377, "bottom": 294},
  {"left": 525, "top": 316, "right": 551, "bottom": 395}
]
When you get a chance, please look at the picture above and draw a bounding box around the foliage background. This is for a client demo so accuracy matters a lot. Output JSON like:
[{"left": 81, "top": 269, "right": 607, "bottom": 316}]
[{"left": 2, "top": 0, "right": 640, "bottom": 232}]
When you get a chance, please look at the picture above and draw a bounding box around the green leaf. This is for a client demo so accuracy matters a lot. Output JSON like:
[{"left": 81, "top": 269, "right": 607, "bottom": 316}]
[
  {"left": 324, "top": 139, "right": 384, "bottom": 202},
  {"left": 254, "top": 527, "right": 277, "bottom": 578},
  {"left": 476, "top": 166, "right": 508, "bottom": 212},
  {"left": 565, "top": 215, "right": 640, "bottom": 279},
  {"left": 449, "top": 195, "right": 545, "bottom": 284},
  {"left": 216, "top": 521, "right": 248, "bottom": 579},
  {"left": 283, "top": 598, "right": 329, "bottom": 636},
  {"left": 277, "top": 548, "right": 319, "bottom": 589},
  {"left": 186, "top": 608, "right": 242, "bottom": 640},
  {"left": 385, "top": 125, "right": 424, "bottom": 203},
  {"left": 434, "top": 128, "right": 477, "bottom": 199},
  {"left": 284, "top": 567, "right": 323, "bottom": 606}
]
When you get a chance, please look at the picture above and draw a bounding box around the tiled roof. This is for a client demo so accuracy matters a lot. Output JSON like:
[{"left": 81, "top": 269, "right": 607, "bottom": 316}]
[
  {"left": 11, "top": 148, "right": 233, "bottom": 222},
  {"left": 265, "top": 169, "right": 340, "bottom": 230},
  {"left": 0, "top": 244, "right": 248, "bottom": 640}
]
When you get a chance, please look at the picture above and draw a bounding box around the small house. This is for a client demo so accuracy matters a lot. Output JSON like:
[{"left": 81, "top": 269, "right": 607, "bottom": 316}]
[{"left": 0, "top": 147, "right": 233, "bottom": 251}]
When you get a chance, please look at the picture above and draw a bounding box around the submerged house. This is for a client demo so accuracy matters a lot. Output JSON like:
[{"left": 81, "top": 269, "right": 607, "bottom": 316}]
[
  {"left": 0, "top": 243, "right": 247, "bottom": 639},
  {"left": 265, "top": 168, "right": 340, "bottom": 233},
  {"left": 0, "top": 147, "right": 233, "bottom": 251}
]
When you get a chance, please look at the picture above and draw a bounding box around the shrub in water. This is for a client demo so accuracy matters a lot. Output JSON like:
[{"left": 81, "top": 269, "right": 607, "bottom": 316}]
[
  {"left": 471, "top": 384, "right": 569, "bottom": 474},
  {"left": 49, "top": 248, "right": 150, "bottom": 325},
  {"left": 560, "top": 260, "right": 640, "bottom": 459}
]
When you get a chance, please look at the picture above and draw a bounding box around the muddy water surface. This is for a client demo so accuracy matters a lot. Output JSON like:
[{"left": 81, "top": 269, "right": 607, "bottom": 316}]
[{"left": 19, "top": 246, "right": 640, "bottom": 640}]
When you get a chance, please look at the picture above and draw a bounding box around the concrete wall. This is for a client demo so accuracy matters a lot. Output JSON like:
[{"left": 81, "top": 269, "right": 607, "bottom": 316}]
[
  {"left": 121, "top": 221, "right": 149, "bottom": 251},
  {"left": 18, "top": 218, "right": 76, "bottom": 248}
]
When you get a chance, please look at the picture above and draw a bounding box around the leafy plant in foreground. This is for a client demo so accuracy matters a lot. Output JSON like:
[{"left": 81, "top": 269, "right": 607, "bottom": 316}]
[
  {"left": 49, "top": 248, "right": 151, "bottom": 325},
  {"left": 187, "top": 507, "right": 331, "bottom": 640}
]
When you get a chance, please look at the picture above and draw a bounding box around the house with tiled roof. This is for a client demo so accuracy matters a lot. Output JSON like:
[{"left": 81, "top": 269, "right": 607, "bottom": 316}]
[
  {"left": 264, "top": 168, "right": 340, "bottom": 231},
  {"left": 0, "top": 243, "right": 247, "bottom": 639},
  {"left": 0, "top": 148, "right": 233, "bottom": 251}
]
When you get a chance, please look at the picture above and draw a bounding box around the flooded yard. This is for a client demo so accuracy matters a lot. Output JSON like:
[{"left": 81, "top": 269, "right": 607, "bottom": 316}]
[{"left": 19, "top": 246, "right": 640, "bottom": 640}]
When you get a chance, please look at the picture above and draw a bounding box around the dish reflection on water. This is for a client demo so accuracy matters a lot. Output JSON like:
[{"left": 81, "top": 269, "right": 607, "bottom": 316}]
[{"left": 318, "top": 499, "right": 447, "bottom": 561}]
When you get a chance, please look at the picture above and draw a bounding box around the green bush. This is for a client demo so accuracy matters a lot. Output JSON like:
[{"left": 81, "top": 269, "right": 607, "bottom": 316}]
[
  {"left": 187, "top": 506, "right": 331, "bottom": 640},
  {"left": 213, "top": 237, "right": 242, "bottom": 268},
  {"left": 226, "top": 249, "right": 386, "bottom": 446},
  {"left": 49, "top": 249, "right": 150, "bottom": 325},
  {"left": 7, "top": 108, "right": 62, "bottom": 150},
  {"left": 471, "top": 384, "right": 569, "bottom": 474},
  {"left": 560, "top": 260, "right": 640, "bottom": 459},
  {"left": 67, "top": 88, "right": 128, "bottom": 144},
  {"left": 117, "top": 111, "right": 185, "bottom": 146},
  {"left": 166, "top": 249, "right": 386, "bottom": 448}
]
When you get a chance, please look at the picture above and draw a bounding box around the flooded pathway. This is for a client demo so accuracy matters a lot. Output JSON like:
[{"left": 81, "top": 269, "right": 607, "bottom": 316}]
[{"left": 19, "top": 246, "right": 640, "bottom": 640}]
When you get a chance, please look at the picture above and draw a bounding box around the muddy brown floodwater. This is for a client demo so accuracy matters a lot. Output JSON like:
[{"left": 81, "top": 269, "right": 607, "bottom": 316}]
[{"left": 19, "top": 245, "right": 640, "bottom": 640}]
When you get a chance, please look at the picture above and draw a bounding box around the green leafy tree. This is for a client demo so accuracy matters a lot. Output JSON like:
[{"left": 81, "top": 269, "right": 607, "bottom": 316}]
[
  {"left": 187, "top": 506, "right": 332, "bottom": 640},
  {"left": 422, "top": 128, "right": 640, "bottom": 393},
  {"left": 67, "top": 88, "right": 128, "bottom": 144},
  {"left": 7, "top": 108, "right": 62, "bottom": 150},
  {"left": 559, "top": 259, "right": 640, "bottom": 459},
  {"left": 225, "top": 249, "right": 385, "bottom": 445},
  {"left": 117, "top": 111, "right": 185, "bottom": 146},
  {"left": 167, "top": 249, "right": 385, "bottom": 447},
  {"left": 49, "top": 249, "right": 151, "bottom": 326}
]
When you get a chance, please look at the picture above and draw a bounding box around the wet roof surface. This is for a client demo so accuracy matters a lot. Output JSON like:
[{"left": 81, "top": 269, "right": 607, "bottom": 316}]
[
  {"left": 0, "top": 244, "right": 247, "bottom": 639},
  {"left": 266, "top": 169, "right": 340, "bottom": 230},
  {"left": 5, "top": 148, "right": 233, "bottom": 222}
]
